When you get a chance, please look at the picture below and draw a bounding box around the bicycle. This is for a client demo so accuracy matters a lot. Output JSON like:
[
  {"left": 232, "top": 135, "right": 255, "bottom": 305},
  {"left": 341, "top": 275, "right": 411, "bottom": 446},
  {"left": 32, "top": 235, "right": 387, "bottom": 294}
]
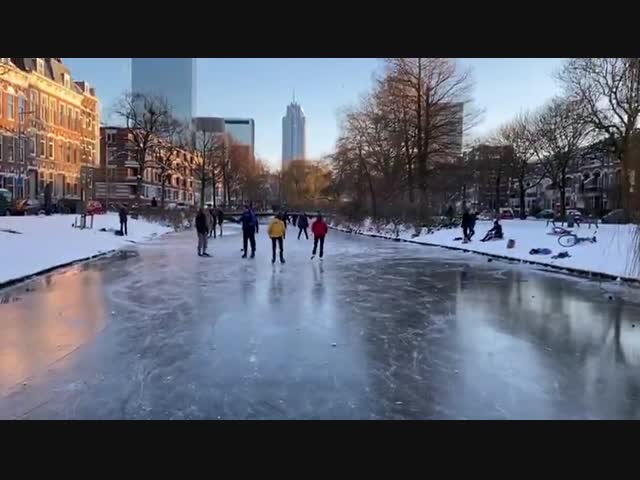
[{"left": 557, "top": 232, "right": 597, "bottom": 248}]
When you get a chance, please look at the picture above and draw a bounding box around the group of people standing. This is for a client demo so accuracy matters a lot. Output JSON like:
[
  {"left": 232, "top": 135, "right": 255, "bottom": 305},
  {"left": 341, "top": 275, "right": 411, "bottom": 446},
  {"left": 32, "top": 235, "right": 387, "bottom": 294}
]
[
  {"left": 195, "top": 207, "right": 225, "bottom": 257},
  {"left": 460, "top": 209, "right": 504, "bottom": 243},
  {"left": 195, "top": 206, "right": 329, "bottom": 263}
]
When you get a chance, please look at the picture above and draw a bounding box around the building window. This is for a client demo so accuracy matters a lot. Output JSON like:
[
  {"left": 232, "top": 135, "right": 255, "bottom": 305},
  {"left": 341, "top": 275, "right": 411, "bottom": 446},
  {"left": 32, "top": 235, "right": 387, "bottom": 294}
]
[
  {"left": 8, "top": 94, "right": 15, "bottom": 120},
  {"left": 63, "top": 73, "right": 71, "bottom": 89},
  {"left": 67, "top": 107, "right": 72, "bottom": 128},
  {"left": 29, "top": 136, "right": 36, "bottom": 157},
  {"left": 0, "top": 136, "right": 2, "bottom": 160},
  {"left": 73, "top": 183, "right": 78, "bottom": 196},
  {"left": 8, "top": 138, "right": 15, "bottom": 162},
  {"left": 38, "top": 135, "right": 45, "bottom": 158},
  {"left": 59, "top": 142, "right": 64, "bottom": 162},
  {"left": 41, "top": 95, "right": 47, "bottom": 122},
  {"left": 18, "top": 97, "right": 26, "bottom": 122},
  {"left": 30, "top": 90, "right": 38, "bottom": 119},
  {"left": 73, "top": 146, "right": 78, "bottom": 164},
  {"left": 66, "top": 143, "right": 71, "bottom": 163},
  {"left": 36, "top": 58, "right": 44, "bottom": 75},
  {"left": 59, "top": 103, "right": 65, "bottom": 126},
  {"left": 75, "top": 110, "right": 80, "bottom": 131},
  {"left": 48, "top": 137, "right": 54, "bottom": 159},
  {"left": 48, "top": 99, "right": 54, "bottom": 123}
]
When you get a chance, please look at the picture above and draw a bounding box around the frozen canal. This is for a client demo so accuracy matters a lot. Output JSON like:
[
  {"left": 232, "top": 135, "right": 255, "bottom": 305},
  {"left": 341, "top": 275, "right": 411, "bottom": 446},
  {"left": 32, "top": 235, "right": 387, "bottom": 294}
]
[{"left": 1, "top": 225, "right": 640, "bottom": 419}]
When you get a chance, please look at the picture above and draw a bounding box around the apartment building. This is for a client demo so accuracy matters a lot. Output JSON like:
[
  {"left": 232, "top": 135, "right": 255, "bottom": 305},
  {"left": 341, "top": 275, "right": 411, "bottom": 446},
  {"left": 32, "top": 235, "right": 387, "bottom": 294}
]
[
  {"left": 96, "top": 126, "right": 201, "bottom": 206},
  {"left": 0, "top": 58, "right": 100, "bottom": 203}
]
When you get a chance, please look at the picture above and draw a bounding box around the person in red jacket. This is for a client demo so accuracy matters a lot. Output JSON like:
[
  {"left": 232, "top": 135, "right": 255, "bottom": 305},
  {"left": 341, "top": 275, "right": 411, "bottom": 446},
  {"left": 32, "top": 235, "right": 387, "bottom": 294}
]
[{"left": 311, "top": 213, "right": 328, "bottom": 260}]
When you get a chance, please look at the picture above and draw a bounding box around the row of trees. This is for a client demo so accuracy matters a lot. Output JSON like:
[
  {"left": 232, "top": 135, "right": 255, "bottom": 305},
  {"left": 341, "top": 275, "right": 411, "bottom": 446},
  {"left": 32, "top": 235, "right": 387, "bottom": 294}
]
[
  {"left": 113, "top": 92, "right": 272, "bottom": 208},
  {"left": 330, "top": 58, "right": 639, "bottom": 223},
  {"left": 330, "top": 58, "right": 480, "bottom": 220}
]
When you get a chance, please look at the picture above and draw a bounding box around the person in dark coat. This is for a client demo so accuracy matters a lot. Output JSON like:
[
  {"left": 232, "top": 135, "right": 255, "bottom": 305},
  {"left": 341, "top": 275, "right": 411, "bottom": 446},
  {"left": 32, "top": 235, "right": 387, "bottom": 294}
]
[
  {"left": 297, "top": 213, "right": 309, "bottom": 239},
  {"left": 480, "top": 220, "right": 504, "bottom": 242},
  {"left": 461, "top": 210, "right": 471, "bottom": 242},
  {"left": 240, "top": 205, "right": 258, "bottom": 258},
  {"left": 195, "top": 208, "right": 210, "bottom": 256},
  {"left": 118, "top": 205, "right": 128, "bottom": 236},
  {"left": 151, "top": 197, "right": 158, "bottom": 207},
  {"left": 208, "top": 207, "right": 217, "bottom": 238},
  {"left": 217, "top": 208, "right": 224, "bottom": 236},
  {"left": 468, "top": 212, "right": 477, "bottom": 240}
]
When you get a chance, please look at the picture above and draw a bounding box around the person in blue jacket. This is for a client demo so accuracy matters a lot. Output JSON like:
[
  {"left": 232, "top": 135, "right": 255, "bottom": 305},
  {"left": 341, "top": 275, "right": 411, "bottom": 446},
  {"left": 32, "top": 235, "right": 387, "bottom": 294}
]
[{"left": 240, "top": 205, "right": 259, "bottom": 258}]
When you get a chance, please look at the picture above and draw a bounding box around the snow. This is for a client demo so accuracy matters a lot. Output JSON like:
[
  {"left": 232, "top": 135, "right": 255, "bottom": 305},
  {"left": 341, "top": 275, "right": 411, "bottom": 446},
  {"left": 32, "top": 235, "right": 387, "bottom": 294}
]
[
  {"left": 332, "top": 218, "right": 640, "bottom": 281},
  {"left": 0, "top": 213, "right": 174, "bottom": 285}
]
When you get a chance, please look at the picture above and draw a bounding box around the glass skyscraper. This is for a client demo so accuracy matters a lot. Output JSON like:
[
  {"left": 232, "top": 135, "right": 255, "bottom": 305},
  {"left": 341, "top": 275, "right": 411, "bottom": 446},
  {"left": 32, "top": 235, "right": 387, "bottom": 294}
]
[
  {"left": 224, "top": 118, "right": 255, "bottom": 157},
  {"left": 281, "top": 100, "right": 306, "bottom": 170},
  {"left": 131, "top": 58, "right": 196, "bottom": 122}
]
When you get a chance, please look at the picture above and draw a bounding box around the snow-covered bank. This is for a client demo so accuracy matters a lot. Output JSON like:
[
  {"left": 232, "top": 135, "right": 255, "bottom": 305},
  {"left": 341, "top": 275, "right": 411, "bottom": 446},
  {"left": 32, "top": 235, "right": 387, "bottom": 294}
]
[
  {"left": 0, "top": 213, "right": 173, "bottom": 286},
  {"left": 331, "top": 218, "right": 639, "bottom": 281}
]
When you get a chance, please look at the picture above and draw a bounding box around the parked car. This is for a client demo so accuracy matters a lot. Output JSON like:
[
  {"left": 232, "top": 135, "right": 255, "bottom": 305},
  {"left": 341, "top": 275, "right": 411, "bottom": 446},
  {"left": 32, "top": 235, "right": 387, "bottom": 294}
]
[
  {"left": 0, "top": 188, "right": 12, "bottom": 216},
  {"left": 499, "top": 208, "right": 515, "bottom": 220},
  {"left": 536, "top": 209, "right": 555, "bottom": 219},
  {"left": 4, "top": 198, "right": 42, "bottom": 216},
  {"left": 601, "top": 209, "right": 626, "bottom": 224}
]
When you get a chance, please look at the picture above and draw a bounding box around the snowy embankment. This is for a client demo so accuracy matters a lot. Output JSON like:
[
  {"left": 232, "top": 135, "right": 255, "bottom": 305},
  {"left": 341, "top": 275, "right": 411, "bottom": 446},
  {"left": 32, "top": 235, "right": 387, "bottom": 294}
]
[
  {"left": 331, "top": 218, "right": 639, "bottom": 281},
  {"left": 0, "top": 213, "right": 173, "bottom": 286}
]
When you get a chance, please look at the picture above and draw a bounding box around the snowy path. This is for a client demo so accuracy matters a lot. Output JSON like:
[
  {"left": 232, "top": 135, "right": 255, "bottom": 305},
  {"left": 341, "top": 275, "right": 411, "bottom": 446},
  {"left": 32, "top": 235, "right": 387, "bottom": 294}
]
[
  {"left": 1, "top": 228, "right": 640, "bottom": 419},
  {"left": 334, "top": 218, "right": 639, "bottom": 281}
]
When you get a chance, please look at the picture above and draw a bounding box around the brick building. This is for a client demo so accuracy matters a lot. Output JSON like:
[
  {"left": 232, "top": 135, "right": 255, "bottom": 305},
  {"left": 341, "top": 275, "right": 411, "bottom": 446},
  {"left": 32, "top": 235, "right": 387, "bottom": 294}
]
[
  {"left": 0, "top": 58, "right": 100, "bottom": 203},
  {"left": 95, "top": 126, "right": 201, "bottom": 206}
]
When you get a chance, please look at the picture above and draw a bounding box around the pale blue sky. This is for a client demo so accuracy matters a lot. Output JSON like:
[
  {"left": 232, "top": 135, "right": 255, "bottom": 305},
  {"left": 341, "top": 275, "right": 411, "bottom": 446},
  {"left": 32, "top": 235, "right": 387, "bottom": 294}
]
[{"left": 64, "top": 58, "right": 564, "bottom": 170}]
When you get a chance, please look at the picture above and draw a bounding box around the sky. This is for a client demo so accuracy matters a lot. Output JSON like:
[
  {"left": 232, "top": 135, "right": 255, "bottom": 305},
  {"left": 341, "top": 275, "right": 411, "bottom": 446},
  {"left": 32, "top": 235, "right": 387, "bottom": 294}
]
[{"left": 64, "top": 58, "right": 565, "bottom": 171}]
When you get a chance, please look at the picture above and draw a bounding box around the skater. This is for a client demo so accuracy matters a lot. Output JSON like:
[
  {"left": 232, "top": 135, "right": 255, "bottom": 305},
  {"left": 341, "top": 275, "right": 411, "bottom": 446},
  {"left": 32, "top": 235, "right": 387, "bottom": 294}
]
[
  {"left": 311, "top": 213, "right": 328, "bottom": 259},
  {"left": 292, "top": 213, "right": 298, "bottom": 227},
  {"left": 118, "top": 204, "right": 128, "bottom": 236},
  {"left": 268, "top": 213, "right": 287, "bottom": 264},
  {"left": 151, "top": 197, "right": 158, "bottom": 207},
  {"left": 469, "top": 211, "right": 477, "bottom": 240},
  {"left": 217, "top": 208, "right": 224, "bottom": 236},
  {"left": 240, "top": 205, "right": 258, "bottom": 258},
  {"left": 195, "top": 208, "right": 210, "bottom": 257},
  {"left": 297, "top": 212, "right": 309, "bottom": 239},
  {"left": 283, "top": 210, "right": 290, "bottom": 225},
  {"left": 208, "top": 206, "right": 217, "bottom": 238},
  {"left": 461, "top": 209, "right": 471, "bottom": 242},
  {"left": 480, "top": 220, "right": 504, "bottom": 242}
]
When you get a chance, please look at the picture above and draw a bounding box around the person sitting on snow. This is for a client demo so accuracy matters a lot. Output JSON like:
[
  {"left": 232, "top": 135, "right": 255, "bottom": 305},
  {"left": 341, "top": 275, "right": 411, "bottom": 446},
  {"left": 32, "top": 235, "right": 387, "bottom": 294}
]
[{"left": 480, "top": 220, "right": 504, "bottom": 242}]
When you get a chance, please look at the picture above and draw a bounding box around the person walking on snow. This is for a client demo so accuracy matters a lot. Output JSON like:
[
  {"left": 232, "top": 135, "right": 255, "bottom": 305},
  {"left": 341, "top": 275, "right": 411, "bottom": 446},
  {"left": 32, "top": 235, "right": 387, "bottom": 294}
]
[
  {"left": 311, "top": 213, "right": 328, "bottom": 260},
  {"left": 195, "top": 208, "right": 211, "bottom": 257},
  {"left": 208, "top": 206, "right": 217, "bottom": 238},
  {"left": 461, "top": 209, "right": 471, "bottom": 243},
  {"left": 240, "top": 205, "right": 258, "bottom": 258},
  {"left": 268, "top": 213, "right": 287, "bottom": 264},
  {"left": 118, "top": 204, "right": 128, "bottom": 236},
  {"left": 216, "top": 208, "right": 224, "bottom": 236},
  {"left": 297, "top": 212, "right": 309, "bottom": 239}
]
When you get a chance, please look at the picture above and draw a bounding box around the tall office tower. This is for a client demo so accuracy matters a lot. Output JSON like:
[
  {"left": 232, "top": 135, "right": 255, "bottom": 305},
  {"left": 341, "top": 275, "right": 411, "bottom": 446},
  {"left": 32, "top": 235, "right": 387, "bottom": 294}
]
[
  {"left": 281, "top": 98, "right": 306, "bottom": 170},
  {"left": 131, "top": 58, "right": 196, "bottom": 122},
  {"left": 224, "top": 118, "right": 255, "bottom": 158}
]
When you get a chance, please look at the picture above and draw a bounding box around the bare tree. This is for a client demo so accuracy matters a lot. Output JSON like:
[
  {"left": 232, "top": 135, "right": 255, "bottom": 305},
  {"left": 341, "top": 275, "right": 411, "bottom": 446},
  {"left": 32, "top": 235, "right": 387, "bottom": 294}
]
[
  {"left": 153, "top": 121, "right": 186, "bottom": 208},
  {"left": 532, "top": 97, "right": 592, "bottom": 220},
  {"left": 497, "top": 112, "right": 545, "bottom": 219},
  {"left": 186, "top": 124, "right": 221, "bottom": 208},
  {"left": 384, "top": 58, "right": 481, "bottom": 201},
  {"left": 557, "top": 58, "right": 640, "bottom": 218},
  {"left": 114, "top": 92, "right": 175, "bottom": 203}
]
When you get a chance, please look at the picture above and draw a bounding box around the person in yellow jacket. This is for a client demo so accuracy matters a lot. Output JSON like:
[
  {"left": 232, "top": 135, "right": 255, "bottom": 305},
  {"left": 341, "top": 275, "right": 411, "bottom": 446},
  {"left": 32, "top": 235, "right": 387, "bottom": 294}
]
[{"left": 268, "top": 213, "right": 287, "bottom": 264}]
